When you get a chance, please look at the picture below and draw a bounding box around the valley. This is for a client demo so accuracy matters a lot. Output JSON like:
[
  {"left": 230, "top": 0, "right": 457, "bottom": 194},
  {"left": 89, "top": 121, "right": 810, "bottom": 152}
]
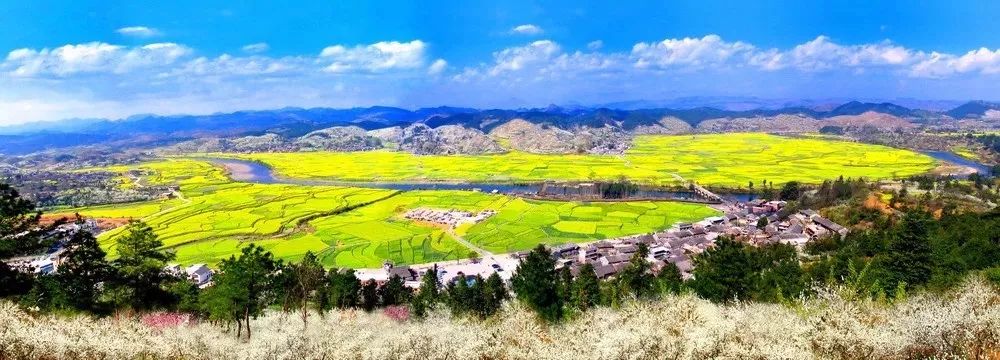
[{"left": 46, "top": 133, "right": 942, "bottom": 269}]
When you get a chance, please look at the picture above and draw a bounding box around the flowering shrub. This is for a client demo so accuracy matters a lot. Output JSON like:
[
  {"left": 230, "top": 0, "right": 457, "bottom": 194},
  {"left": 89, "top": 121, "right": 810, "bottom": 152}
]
[
  {"left": 0, "top": 278, "right": 997, "bottom": 359},
  {"left": 140, "top": 312, "right": 193, "bottom": 331},
  {"left": 382, "top": 305, "right": 410, "bottom": 322}
]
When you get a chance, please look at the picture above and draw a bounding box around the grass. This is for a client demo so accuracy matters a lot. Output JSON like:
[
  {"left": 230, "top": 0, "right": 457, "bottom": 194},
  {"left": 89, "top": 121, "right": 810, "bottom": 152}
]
[
  {"left": 64, "top": 160, "right": 717, "bottom": 268},
  {"left": 220, "top": 133, "right": 937, "bottom": 187}
]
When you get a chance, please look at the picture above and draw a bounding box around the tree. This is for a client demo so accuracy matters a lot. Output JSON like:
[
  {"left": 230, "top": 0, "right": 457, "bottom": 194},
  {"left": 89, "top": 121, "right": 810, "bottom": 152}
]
[
  {"left": 446, "top": 274, "right": 471, "bottom": 315},
  {"left": 110, "top": 220, "right": 175, "bottom": 310},
  {"left": 557, "top": 266, "right": 574, "bottom": 303},
  {"left": 482, "top": 272, "right": 507, "bottom": 317},
  {"left": 201, "top": 244, "right": 279, "bottom": 339},
  {"left": 882, "top": 210, "right": 934, "bottom": 289},
  {"left": 327, "top": 269, "right": 360, "bottom": 309},
  {"left": 510, "top": 245, "right": 563, "bottom": 322},
  {"left": 572, "top": 263, "right": 601, "bottom": 310},
  {"left": 360, "top": 279, "right": 379, "bottom": 312},
  {"left": 756, "top": 217, "right": 769, "bottom": 229},
  {"left": 688, "top": 237, "right": 756, "bottom": 302},
  {"left": 55, "top": 230, "right": 111, "bottom": 311},
  {"left": 0, "top": 183, "right": 47, "bottom": 259},
  {"left": 378, "top": 274, "right": 412, "bottom": 307},
  {"left": 289, "top": 251, "right": 325, "bottom": 325},
  {"left": 0, "top": 184, "right": 53, "bottom": 297},
  {"left": 780, "top": 181, "right": 802, "bottom": 201},
  {"left": 411, "top": 267, "right": 441, "bottom": 317},
  {"left": 656, "top": 262, "right": 684, "bottom": 295},
  {"left": 617, "top": 244, "right": 655, "bottom": 299}
]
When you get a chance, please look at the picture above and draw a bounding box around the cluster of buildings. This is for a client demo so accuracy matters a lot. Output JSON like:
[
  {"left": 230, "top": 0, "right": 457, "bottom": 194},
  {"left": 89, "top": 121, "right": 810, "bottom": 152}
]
[
  {"left": 403, "top": 208, "right": 497, "bottom": 228},
  {"left": 355, "top": 198, "right": 851, "bottom": 287},
  {"left": 3, "top": 220, "right": 100, "bottom": 275}
]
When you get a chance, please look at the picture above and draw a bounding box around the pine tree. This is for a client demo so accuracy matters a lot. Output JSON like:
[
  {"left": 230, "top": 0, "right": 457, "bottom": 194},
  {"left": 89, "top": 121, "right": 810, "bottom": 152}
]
[
  {"left": 289, "top": 251, "right": 325, "bottom": 325},
  {"left": 618, "top": 243, "right": 654, "bottom": 298},
  {"left": 110, "top": 220, "right": 175, "bottom": 310},
  {"left": 411, "top": 267, "right": 441, "bottom": 317},
  {"left": 378, "top": 274, "right": 412, "bottom": 307},
  {"left": 56, "top": 230, "right": 111, "bottom": 311},
  {"left": 327, "top": 268, "right": 360, "bottom": 309},
  {"left": 482, "top": 272, "right": 507, "bottom": 317},
  {"left": 360, "top": 279, "right": 379, "bottom": 312},
  {"left": 511, "top": 245, "right": 563, "bottom": 322},
  {"left": 656, "top": 262, "right": 683, "bottom": 295},
  {"left": 572, "top": 263, "right": 601, "bottom": 310}
]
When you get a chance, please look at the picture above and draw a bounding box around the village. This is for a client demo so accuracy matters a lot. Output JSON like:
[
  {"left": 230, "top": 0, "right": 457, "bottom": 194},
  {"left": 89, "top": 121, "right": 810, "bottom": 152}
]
[{"left": 352, "top": 197, "right": 849, "bottom": 288}]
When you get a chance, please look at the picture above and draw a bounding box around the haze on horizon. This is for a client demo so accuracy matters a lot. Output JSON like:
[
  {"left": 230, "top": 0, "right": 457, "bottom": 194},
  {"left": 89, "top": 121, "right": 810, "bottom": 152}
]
[{"left": 1, "top": 0, "right": 999, "bottom": 125}]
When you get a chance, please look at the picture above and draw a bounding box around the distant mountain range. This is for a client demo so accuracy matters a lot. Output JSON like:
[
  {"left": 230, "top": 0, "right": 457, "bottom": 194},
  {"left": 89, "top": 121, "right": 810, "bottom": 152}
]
[{"left": 1, "top": 100, "right": 998, "bottom": 156}]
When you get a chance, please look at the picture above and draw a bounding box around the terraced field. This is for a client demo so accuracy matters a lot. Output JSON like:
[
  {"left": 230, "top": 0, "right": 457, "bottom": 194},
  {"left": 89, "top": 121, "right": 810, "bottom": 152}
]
[
  {"left": 223, "top": 133, "right": 937, "bottom": 187},
  {"left": 285, "top": 191, "right": 717, "bottom": 268},
  {"left": 61, "top": 159, "right": 716, "bottom": 268}
]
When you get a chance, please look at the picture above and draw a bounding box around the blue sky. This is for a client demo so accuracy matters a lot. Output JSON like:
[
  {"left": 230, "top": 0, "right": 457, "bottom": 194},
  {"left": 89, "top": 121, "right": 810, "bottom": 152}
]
[{"left": 1, "top": 0, "right": 999, "bottom": 124}]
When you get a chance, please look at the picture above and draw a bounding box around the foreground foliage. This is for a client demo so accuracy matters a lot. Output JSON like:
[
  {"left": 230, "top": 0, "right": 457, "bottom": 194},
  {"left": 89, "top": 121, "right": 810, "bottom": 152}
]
[{"left": 1, "top": 278, "right": 997, "bottom": 360}]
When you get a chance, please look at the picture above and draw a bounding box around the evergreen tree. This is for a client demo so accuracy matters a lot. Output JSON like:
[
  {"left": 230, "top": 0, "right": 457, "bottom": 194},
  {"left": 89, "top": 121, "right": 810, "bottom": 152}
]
[
  {"left": 617, "top": 244, "right": 655, "bottom": 298},
  {"left": 411, "top": 267, "right": 441, "bottom": 317},
  {"left": 572, "top": 263, "right": 602, "bottom": 310},
  {"left": 327, "top": 268, "right": 360, "bottom": 309},
  {"left": 289, "top": 251, "right": 325, "bottom": 325},
  {"left": 656, "top": 262, "right": 684, "bottom": 295},
  {"left": 688, "top": 237, "right": 755, "bottom": 302},
  {"left": 200, "top": 244, "right": 279, "bottom": 339},
  {"left": 482, "top": 272, "right": 507, "bottom": 317},
  {"left": 55, "top": 230, "right": 111, "bottom": 311},
  {"left": 557, "top": 266, "right": 574, "bottom": 303},
  {"left": 0, "top": 184, "right": 51, "bottom": 297},
  {"left": 510, "top": 245, "right": 563, "bottom": 322},
  {"left": 446, "top": 274, "right": 471, "bottom": 315},
  {"left": 360, "top": 279, "right": 379, "bottom": 312},
  {"left": 882, "top": 210, "right": 934, "bottom": 289},
  {"left": 378, "top": 274, "right": 412, "bottom": 307},
  {"left": 110, "top": 220, "right": 175, "bottom": 310}
]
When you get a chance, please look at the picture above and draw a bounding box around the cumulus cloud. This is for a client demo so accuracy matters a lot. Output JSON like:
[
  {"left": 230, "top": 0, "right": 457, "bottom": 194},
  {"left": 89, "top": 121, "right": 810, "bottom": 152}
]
[
  {"left": 241, "top": 42, "right": 269, "bottom": 54},
  {"left": 910, "top": 48, "right": 1000, "bottom": 78},
  {"left": 116, "top": 26, "right": 161, "bottom": 38},
  {"left": 510, "top": 24, "right": 543, "bottom": 36},
  {"left": 428, "top": 59, "right": 447, "bottom": 75},
  {"left": 631, "top": 35, "right": 755, "bottom": 70},
  {"left": 3, "top": 42, "right": 191, "bottom": 77},
  {"left": 320, "top": 40, "right": 427, "bottom": 73}
]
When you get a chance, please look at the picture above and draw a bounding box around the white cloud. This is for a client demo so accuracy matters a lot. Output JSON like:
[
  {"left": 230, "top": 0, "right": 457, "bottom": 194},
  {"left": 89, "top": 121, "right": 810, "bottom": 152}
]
[
  {"left": 631, "top": 35, "right": 755, "bottom": 70},
  {"left": 428, "top": 59, "right": 447, "bottom": 75},
  {"left": 241, "top": 42, "right": 269, "bottom": 54},
  {"left": 172, "top": 54, "right": 305, "bottom": 77},
  {"left": 489, "top": 40, "right": 561, "bottom": 75},
  {"left": 910, "top": 48, "right": 1000, "bottom": 78},
  {"left": 3, "top": 42, "right": 191, "bottom": 77},
  {"left": 319, "top": 40, "right": 427, "bottom": 73},
  {"left": 587, "top": 40, "right": 604, "bottom": 51},
  {"left": 510, "top": 24, "right": 544, "bottom": 36},
  {"left": 116, "top": 26, "right": 161, "bottom": 38},
  {"left": 777, "top": 36, "right": 918, "bottom": 71}
]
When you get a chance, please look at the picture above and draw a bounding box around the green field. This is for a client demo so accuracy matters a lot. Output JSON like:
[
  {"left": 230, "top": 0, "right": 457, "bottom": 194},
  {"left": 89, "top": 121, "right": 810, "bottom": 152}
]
[
  {"left": 220, "top": 133, "right": 937, "bottom": 187},
  {"left": 60, "top": 159, "right": 717, "bottom": 268}
]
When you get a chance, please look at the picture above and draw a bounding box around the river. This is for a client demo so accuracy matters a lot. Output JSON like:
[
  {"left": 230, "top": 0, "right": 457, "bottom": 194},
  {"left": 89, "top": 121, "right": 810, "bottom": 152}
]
[
  {"left": 202, "top": 157, "right": 758, "bottom": 202},
  {"left": 921, "top": 151, "right": 994, "bottom": 176}
]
